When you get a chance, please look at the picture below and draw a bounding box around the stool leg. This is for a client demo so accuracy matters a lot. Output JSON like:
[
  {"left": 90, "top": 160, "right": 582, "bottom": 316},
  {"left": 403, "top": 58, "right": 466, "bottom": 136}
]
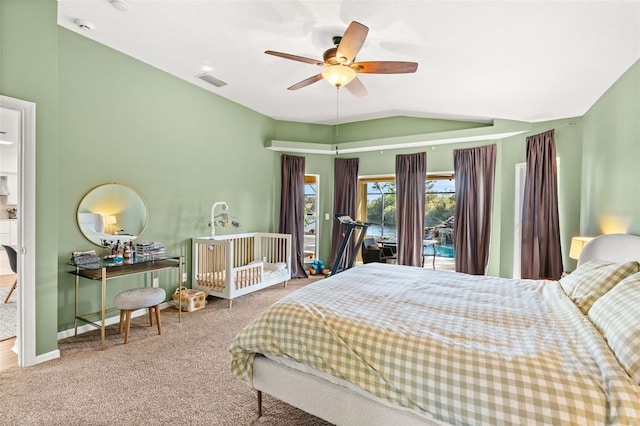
[
  {"left": 118, "top": 310, "right": 125, "bottom": 334},
  {"left": 148, "top": 307, "right": 154, "bottom": 327},
  {"left": 3, "top": 279, "right": 16, "bottom": 303},
  {"left": 123, "top": 310, "right": 132, "bottom": 344},
  {"left": 154, "top": 305, "right": 162, "bottom": 335}
]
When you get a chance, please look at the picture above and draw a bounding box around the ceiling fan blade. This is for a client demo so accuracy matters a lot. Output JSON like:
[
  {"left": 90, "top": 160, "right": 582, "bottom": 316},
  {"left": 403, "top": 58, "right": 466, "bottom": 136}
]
[
  {"left": 353, "top": 61, "right": 418, "bottom": 74},
  {"left": 287, "top": 74, "right": 324, "bottom": 90},
  {"left": 345, "top": 77, "right": 367, "bottom": 98},
  {"left": 336, "top": 21, "right": 369, "bottom": 64},
  {"left": 265, "top": 50, "right": 323, "bottom": 66}
]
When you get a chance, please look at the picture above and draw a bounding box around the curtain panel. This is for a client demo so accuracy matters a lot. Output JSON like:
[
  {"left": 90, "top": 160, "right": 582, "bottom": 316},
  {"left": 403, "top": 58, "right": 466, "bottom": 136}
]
[
  {"left": 330, "top": 158, "right": 359, "bottom": 269},
  {"left": 521, "top": 130, "right": 563, "bottom": 279},
  {"left": 453, "top": 144, "right": 497, "bottom": 275},
  {"left": 395, "top": 152, "right": 426, "bottom": 266},
  {"left": 279, "top": 154, "right": 308, "bottom": 279}
]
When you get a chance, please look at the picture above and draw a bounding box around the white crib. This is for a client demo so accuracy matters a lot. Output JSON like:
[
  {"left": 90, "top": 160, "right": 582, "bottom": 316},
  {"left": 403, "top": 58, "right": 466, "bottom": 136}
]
[{"left": 192, "top": 233, "right": 292, "bottom": 308}]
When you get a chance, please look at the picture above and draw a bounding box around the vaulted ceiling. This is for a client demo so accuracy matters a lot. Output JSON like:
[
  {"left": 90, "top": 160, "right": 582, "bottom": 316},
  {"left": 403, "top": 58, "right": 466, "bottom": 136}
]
[{"left": 57, "top": 1, "right": 640, "bottom": 125}]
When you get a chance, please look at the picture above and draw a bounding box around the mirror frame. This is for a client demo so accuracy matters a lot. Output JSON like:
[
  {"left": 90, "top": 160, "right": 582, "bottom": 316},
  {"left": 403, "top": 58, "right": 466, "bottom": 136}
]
[{"left": 76, "top": 183, "right": 149, "bottom": 246}]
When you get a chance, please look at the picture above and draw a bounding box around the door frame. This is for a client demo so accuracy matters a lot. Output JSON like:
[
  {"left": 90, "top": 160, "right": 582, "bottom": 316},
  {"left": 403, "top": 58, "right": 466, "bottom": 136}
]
[
  {"left": 513, "top": 162, "right": 526, "bottom": 279},
  {"left": 1, "top": 95, "right": 36, "bottom": 367}
]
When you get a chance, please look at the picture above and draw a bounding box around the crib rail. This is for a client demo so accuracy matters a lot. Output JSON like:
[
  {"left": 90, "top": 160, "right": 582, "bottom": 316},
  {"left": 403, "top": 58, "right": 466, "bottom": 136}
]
[{"left": 192, "top": 233, "right": 292, "bottom": 306}]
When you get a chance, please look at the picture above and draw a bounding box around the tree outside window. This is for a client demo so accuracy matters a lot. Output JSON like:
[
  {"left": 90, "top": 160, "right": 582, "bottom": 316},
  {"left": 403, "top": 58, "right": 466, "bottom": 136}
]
[
  {"left": 424, "top": 179, "right": 455, "bottom": 247},
  {"left": 362, "top": 177, "right": 455, "bottom": 250},
  {"left": 365, "top": 181, "right": 396, "bottom": 237}
]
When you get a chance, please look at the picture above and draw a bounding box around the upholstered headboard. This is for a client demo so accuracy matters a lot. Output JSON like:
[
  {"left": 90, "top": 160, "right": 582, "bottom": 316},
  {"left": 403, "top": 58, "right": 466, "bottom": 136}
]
[
  {"left": 78, "top": 212, "right": 104, "bottom": 235},
  {"left": 578, "top": 233, "right": 640, "bottom": 266}
]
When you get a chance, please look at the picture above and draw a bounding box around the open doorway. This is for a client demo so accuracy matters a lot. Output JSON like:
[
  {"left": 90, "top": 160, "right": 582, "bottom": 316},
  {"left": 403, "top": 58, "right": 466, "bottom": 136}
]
[
  {"left": 0, "top": 107, "right": 20, "bottom": 365},
  {"left": 0, "top": 95, "right": 36, "bottom": 367},
  {"left": 303, "top": 175, "right": 319, "bottom": 262},
  {"left": 358, "top": 174, "right": 456, "bottom": 270}
]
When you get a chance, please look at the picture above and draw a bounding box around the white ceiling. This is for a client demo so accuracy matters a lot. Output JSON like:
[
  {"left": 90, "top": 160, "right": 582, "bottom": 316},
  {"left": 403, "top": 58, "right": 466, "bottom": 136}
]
[{"left": 57, "top": 1, "right": 640, "bottom": 125}]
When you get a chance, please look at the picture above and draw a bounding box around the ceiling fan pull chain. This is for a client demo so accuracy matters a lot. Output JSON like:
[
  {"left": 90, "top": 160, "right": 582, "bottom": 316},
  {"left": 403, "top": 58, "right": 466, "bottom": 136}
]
[{"left": 335, "top": 87, "right": 340, "bottom": 148}]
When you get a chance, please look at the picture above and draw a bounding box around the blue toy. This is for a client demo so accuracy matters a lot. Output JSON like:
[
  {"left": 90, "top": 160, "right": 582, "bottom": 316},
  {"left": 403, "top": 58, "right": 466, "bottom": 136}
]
[{"left": 309, "top": 259, "right": 330, "bottom": 276}]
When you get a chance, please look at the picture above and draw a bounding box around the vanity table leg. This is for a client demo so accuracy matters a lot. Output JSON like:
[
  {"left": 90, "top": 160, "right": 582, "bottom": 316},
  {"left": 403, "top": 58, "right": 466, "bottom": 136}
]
[
  {"left": 178, "top": 256, "right": 183, "bottom": 322},
  {"left": 74, "top": 269, "right": 79, "bottom": 336},
  {"left": 100, "top": 268, "right": 107, "bottom": 350}
]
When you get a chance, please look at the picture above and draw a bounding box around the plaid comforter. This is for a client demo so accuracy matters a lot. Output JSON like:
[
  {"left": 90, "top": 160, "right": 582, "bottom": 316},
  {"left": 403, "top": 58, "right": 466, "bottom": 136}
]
[{"left": 230, "top": 263, "right": 640, "bottom": 425}]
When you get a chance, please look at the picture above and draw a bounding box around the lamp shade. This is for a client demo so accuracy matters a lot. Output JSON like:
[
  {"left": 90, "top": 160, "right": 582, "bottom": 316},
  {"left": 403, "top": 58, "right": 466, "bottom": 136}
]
[
  {"left": 569, "top": 236, "right": 593, "bottom": 260},
  {"left": 104, "top": 215, "right": 117, "bottom": 225},
  {"left": 322, "top": 65, "right": 356, "bottom": 87}
]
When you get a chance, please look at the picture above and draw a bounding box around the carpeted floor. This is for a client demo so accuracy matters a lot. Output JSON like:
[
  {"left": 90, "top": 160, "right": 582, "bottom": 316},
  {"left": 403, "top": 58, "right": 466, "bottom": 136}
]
[
  {"left": 0, "top": 278, "right": 332, "bottom": 425},
  {"left": 0, "top": 286, "right": 17, "bottom": 341}
]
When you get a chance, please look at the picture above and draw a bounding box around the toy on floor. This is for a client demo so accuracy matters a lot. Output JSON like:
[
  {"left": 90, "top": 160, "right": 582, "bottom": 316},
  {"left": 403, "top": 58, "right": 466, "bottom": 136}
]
[{"left": 309, "top": 259, "right": 330, "bottom": 276}]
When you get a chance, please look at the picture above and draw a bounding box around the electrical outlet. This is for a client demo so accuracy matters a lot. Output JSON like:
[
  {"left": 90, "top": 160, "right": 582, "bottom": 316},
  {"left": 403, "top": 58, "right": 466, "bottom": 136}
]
[
  {"left": 325, "top": 213, "right": 330, "bottom": 220},
  {"left": 152, "top": 277, "right": 159, "bottom": 288},
  {"left": 182, "top": 273, "right": 187, "bottom": 283}
]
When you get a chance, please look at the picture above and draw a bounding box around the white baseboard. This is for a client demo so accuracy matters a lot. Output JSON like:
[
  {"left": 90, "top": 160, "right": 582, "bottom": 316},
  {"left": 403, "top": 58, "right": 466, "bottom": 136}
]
[
  {"left": 13, "top": 303, "right": 174, "bottom": 367},
  {"left": 13, "top": 337, "right": 61, "bottom": 365},
  {"left": 56, "top": 302, "right": 173, "bottom": 340},
  {"left": 34, "top": 349, "right": 60, "bottom": 365}
]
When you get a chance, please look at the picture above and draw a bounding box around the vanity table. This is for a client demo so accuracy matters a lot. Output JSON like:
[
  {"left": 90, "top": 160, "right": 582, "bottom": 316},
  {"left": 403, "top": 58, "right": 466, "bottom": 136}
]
[{"left": 69, "top": 255, "right": 183, "bottom": 349}]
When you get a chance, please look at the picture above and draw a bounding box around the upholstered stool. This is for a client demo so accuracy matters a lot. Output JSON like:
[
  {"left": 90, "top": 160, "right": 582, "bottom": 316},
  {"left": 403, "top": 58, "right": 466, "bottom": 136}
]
[{"left": 113, "top": 287, "right": 166, "bottom": 344}]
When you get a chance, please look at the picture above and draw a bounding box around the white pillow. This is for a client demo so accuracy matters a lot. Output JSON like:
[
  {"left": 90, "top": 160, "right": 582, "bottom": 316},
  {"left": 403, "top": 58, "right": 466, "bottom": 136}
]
[{"left": 588, "top": 272, "right": 640, "bottom": 384}]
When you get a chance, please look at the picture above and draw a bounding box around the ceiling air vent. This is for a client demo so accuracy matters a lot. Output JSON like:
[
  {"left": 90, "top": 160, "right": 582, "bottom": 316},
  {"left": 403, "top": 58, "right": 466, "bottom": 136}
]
[{"left": 196, "top": 73, "right": 228, "bottom": 88}]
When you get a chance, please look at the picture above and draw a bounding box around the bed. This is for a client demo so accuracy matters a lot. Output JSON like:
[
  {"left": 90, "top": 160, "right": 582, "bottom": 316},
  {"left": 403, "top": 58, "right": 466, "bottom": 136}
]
[
  {"left": 77, "top": 212, "right": 136, "bottom": 245},
  {"left": 230, "top": 233, "right": 640, "bottom": 425},
  {"left": 192, "top": 232, "right": 291, "bottom": 308}
]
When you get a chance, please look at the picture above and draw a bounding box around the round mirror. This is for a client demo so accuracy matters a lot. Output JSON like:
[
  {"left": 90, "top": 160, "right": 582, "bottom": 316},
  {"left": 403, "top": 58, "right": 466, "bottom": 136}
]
[{"left": 77, "top": 183, "right": 148, "bottom": 246}]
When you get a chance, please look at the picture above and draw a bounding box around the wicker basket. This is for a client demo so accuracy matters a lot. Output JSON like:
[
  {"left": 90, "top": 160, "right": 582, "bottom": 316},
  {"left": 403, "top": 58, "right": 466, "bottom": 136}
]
[{"left": 172, "top": 286, "right": 207, "bottom": 312}]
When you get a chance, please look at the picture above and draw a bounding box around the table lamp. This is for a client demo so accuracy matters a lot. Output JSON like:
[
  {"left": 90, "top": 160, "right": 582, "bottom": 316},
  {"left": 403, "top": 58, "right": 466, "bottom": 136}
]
[
  {"left": 104, "top": 215, "right": 117, "bottom": 234},
  {"left": 569, "top": 236, "right": 593, "bottom": 260}
]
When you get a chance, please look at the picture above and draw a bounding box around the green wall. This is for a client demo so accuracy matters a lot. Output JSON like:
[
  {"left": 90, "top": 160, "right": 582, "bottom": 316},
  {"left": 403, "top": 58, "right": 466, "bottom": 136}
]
[
  {"left": 581, "top": 59, "right": 640, "bottom": 236},
  {"left": 2, "top": 0, "right": 637, "bottom": 359},
  {"left": 1, "top": 0, "right": 60, "bottom": 357},
  {"left": 56, "top": 27, "right": 287, "bottom": 331}
]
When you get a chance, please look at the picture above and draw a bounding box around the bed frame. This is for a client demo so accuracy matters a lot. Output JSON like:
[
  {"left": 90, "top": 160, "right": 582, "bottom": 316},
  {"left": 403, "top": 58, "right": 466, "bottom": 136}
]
[
  {"left": 252, "top": 233, "right": 640, "bottom": 425},
  {"left": 192, "top": 233, "right": 291, "bottom": 308}
]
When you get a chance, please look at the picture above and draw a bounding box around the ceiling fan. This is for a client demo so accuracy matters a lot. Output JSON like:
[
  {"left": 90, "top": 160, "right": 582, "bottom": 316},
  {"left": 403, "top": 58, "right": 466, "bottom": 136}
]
[{"left": 265, "top": 21, "right": 418, "bottom": 97}]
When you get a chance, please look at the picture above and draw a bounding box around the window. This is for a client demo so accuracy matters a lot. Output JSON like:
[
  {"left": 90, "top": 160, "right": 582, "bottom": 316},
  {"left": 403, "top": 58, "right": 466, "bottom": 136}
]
[
  {"left": 360, "top": 177, "right": 396, "bottom": 237},
  {"left": 424, "top": 177, "right": 455, "bottom": 250},
  {"left": 304, "top": 175, "right": 319, "bottom": 262},
  {"left": 359, "top": 174, "right": 455, "bottom": 257}
]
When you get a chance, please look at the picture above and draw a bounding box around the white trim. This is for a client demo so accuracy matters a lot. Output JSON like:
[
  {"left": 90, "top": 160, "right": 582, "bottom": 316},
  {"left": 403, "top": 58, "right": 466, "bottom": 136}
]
[
  {"left": 34, "top": 349, "right": 60, "bottom": 364},
  {"left": 56, "top": 302, "right": 174, "bottom": 340},
  {"left": 0, "top": 95, "right": 36, "bottom": 367},
  {"left": 513, "top": 162, "right": 526, "bottom": 279},
  {"left": 266, "top": 119, "right": 531, "bottom": 155}
]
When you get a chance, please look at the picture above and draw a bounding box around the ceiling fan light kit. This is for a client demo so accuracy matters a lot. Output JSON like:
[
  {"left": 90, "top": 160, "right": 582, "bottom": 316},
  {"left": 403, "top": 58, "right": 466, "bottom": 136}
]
[
  {"left": 322, "top": 65, "right": 356, "bottom": 87},
  {"left": 266, "top": 21, "right": 417, "bottom": 96}
]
